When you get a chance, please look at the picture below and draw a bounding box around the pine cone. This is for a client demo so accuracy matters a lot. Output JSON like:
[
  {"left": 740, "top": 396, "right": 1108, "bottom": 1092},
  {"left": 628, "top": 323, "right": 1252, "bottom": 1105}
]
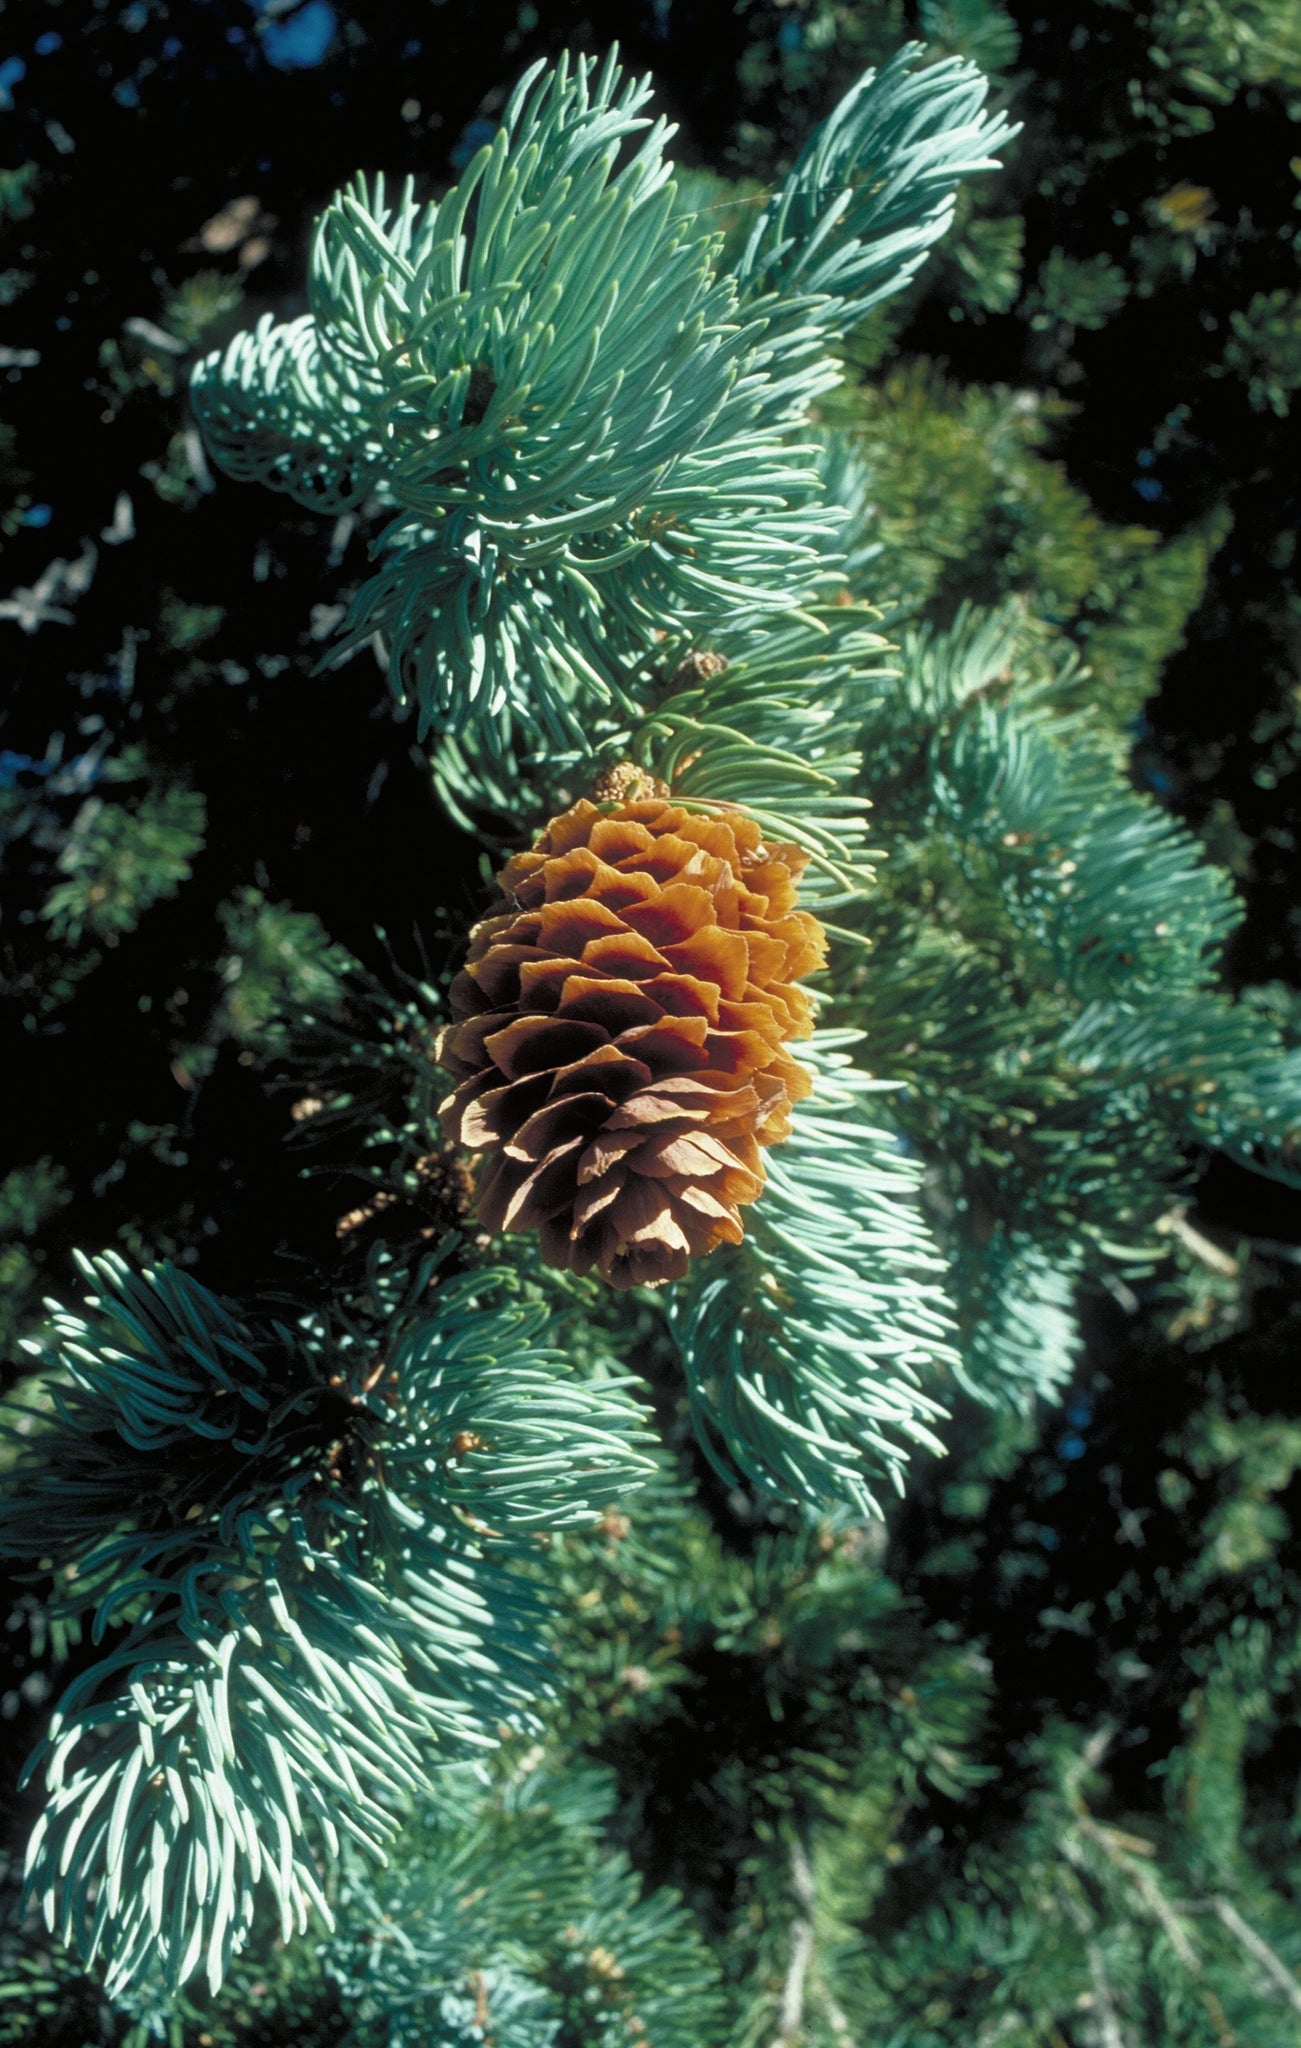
[{"left": 437, "top": 797, "right": 827, "bottom": 1288}]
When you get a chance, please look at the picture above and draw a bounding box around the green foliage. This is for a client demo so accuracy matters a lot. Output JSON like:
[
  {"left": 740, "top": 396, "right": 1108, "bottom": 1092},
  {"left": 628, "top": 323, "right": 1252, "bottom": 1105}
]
[
  {"left": 847, "top": 601, "right": 1301, "bottom": 1393},
  {"left": 946, "top": 1234, "right": 1083, "bottom": 1410},
  {"left": 0, "top": 1160, "right": 69, "bottom": 1243},
  {"left": 824, "top": 1724, "right": 1301, "bottom": 2045},
  {"left": 40, "top": 781, "right": 206, "bottom": 948},
  {"left": 1080, "top": 512, "right": 1231, "bottom": 736},
  {"left": 629, "top": 604, "right": 888, "bottom": 912},
  {"left": 947, "top": 209, "right": 1024, "bottom": 315},
  {"left": 158, "top": 592, "right": 225, "bottom": 652},
  {"left": 787, "top": 1333, "right": 1301, "bottom": 2047},
  {"left": 668, "top": 166, "right": 767, "bottom": 276},
  {"left": 329, "top": 1760, "right": 723, "bottom": 2048},
  {"left": 823, "top": 364, "right": 1220, "bottom": 729},
  {"left": 715, "top": 0, "right": 1301, "bottom": 976},
  {"left": 669, "top": 1034, "right": 955, "bottom": 1516},
  {"left": 1146, "top": 0, "right": 1301, "bottom": 101},
  {"left": 96, "top": 275, "right": 244, "bottom": 429},
  {"left": 0, "top": 1161, "right": 71, "bottom": 1364},
  {"left": 1026, "top": 248, "right": 1130, "bottom": 334},
  {"left": 731, "top": 3, "right": 909, "bottom": 170},
  {"left": 1, "top": 1253, "right": 653, "bottom": 1998},
  {"left": 163, "top": 272, "right": 246, "bottom": 351},
  {"left": 214, "top": 890, "right": 351, "bottom": 1046},
  {"left": 194, "top": 51, "right": 821, "bottom": 752},
  {"left": 191, "top": 46, "right": 1009, "bottom": 758},
  {"left": 1223, "top": 288, "right": 1301, "bottom": 417},
  {"left": 918, "top": 0, "right": 1021, "bottom": 76},
  {"left": 0, "top": 164, "right": 37, "bottom": 223},
  {"left": 540, "top": 1480, "right": 1002, "bottom": 2047},
  {"left": 732, "top": 43, "right": 1014, "bottom": 328},
  {"left": 0, "top": 1861, "right": 347, "bottom": 2048}
]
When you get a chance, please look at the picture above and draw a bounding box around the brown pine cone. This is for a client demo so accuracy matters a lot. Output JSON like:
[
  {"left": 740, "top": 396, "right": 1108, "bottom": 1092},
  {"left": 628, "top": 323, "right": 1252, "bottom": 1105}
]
[{"left": 437, "top": 796, "right": 827, "bottom": 1289}]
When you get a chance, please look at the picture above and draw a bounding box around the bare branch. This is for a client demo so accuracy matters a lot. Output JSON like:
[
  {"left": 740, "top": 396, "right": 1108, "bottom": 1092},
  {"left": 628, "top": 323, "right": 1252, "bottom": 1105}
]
[
  {"left": 1087, "top": 1941, "right": 1127, "bottom": 2048},
  {"left": 1212, "top": 1897, "right": 1301, "bottom": 2015},
  {"left": 771, "top": 1836, "right": 817, "bottom": 2048}
]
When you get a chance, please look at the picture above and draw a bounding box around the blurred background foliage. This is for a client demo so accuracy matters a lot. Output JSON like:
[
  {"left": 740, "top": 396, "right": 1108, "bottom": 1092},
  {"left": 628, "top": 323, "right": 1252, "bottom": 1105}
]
[{"left": 2, "top": 0, "right": 1301, "bottom": 2042}]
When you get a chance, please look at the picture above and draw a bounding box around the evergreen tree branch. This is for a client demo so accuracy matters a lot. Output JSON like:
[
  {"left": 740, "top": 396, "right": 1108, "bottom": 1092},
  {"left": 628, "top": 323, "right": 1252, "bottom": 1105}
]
[
  {"left": 1207, "top": 1898, "right": 1301, "bottom": 2016},
  {"left": 770, "top": 1834, "right": 816, "bottom": 2048},
  {"left": 191, "top": 49, "right": 1010, "bottom": 759},
  {"left": 1, "top": 1253, "right": 654, "bottom": 1996},
  {"left": 734, "top": 45, "right": 1017, "bottom": 335},
  {"left": 667, "top": 1033, "right": 955, "bottom": 1516}
]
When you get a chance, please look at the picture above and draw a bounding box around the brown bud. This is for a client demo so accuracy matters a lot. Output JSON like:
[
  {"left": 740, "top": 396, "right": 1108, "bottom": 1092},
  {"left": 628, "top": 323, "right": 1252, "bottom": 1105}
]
[{"left": 666, "top": 648, "right": 729, "bottom": 694}]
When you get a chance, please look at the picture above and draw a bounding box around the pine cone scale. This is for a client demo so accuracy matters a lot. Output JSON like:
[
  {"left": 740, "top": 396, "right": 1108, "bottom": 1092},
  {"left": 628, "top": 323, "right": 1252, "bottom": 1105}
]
[
  {"left": 549, "top": 1045, "right": 655, "bottom": 1099},
  {"left": 658, "top": 926, "right": 750, "bottom": 996},
  {"left": 506, "top": 1092, "right": 614, "bottom": 1163},
  {"left": 606, "top": 1075, "right": 759, "bottom": 1126},
  {"left": 541, "top": 848, "right": 658, "bottom": 911},
  {"left": 453, "top": 1076, "right": 550, "bottom": 1148},
  {"left": 552, "top": 979, "right": 664, "bottom": 1031},
  {"left": 578, "top": 1128, "right": 648, "bottom": 1185},
  {"left": 463, "top": 943, "right": 551, "bottom": 1005},
  {"left": 619, "top": 1016, "right": 712, "bottom": 1073},
  {"left": 534, "top": 898, "right": 632, "bottom": 953},
  {"left": 482, "top": 1014, "right": 609, "bottom": 1080},
  {"left": 478, "top": 1140, "right": 586, "bottom": 1234},
  {"left": 583, "top": 929, "right": 672, "bottom": 977},
  {"left": 439, "top": 795, "right": 827, "bottom": 1287},
  {"left": 641, "top": 972, "right": 719, "bottom": 1020}
]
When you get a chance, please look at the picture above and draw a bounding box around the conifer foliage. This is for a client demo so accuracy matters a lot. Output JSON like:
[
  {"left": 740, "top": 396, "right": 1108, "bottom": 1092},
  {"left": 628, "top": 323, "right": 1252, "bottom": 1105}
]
[
  {"left": 1, "top": 1250, "right": 652, "bottom": 1997},
  {"left": 189, "top": 47, "right": 1012, "bottom": 760},
  {"left": 2, "top": 21, "right": 1300, "bottom": 2043}
]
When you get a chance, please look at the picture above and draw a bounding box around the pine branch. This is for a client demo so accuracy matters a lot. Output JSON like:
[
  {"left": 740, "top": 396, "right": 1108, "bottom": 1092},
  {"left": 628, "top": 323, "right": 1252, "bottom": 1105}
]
[
  {"left": 734, "top": 45, "right": 1017, "bottom": 333},
  {"left": 948, "top": 1235, "right": 1083, "bottom": 1410},
  {"left": 191, "top": 48, "right": 1010, "bottom": 759},
  {"left": 630, "top": 604, "right": 889, "bottom": 914},
  {"left": 667, "top": 1033, "right": 955, "bottom": 1516},
  {"left": 770, "top": 1835, "right": 816, "bottom": 2048},
  {"left": 853, "top": 601, "right": 1301, "bottom": 1398},
  {"left": 328, "top": 1755, "right": 723, "bottom": 2048},
  {"left": 1, "top": 1253, "right": 654, "bottom": 1997},
  {"left": 1086, "top": 1940, "right": 1128, "bottom": 2048},
  {"left": 1207, "top": 1898, "right": 1301, "bottom": 2016}
]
